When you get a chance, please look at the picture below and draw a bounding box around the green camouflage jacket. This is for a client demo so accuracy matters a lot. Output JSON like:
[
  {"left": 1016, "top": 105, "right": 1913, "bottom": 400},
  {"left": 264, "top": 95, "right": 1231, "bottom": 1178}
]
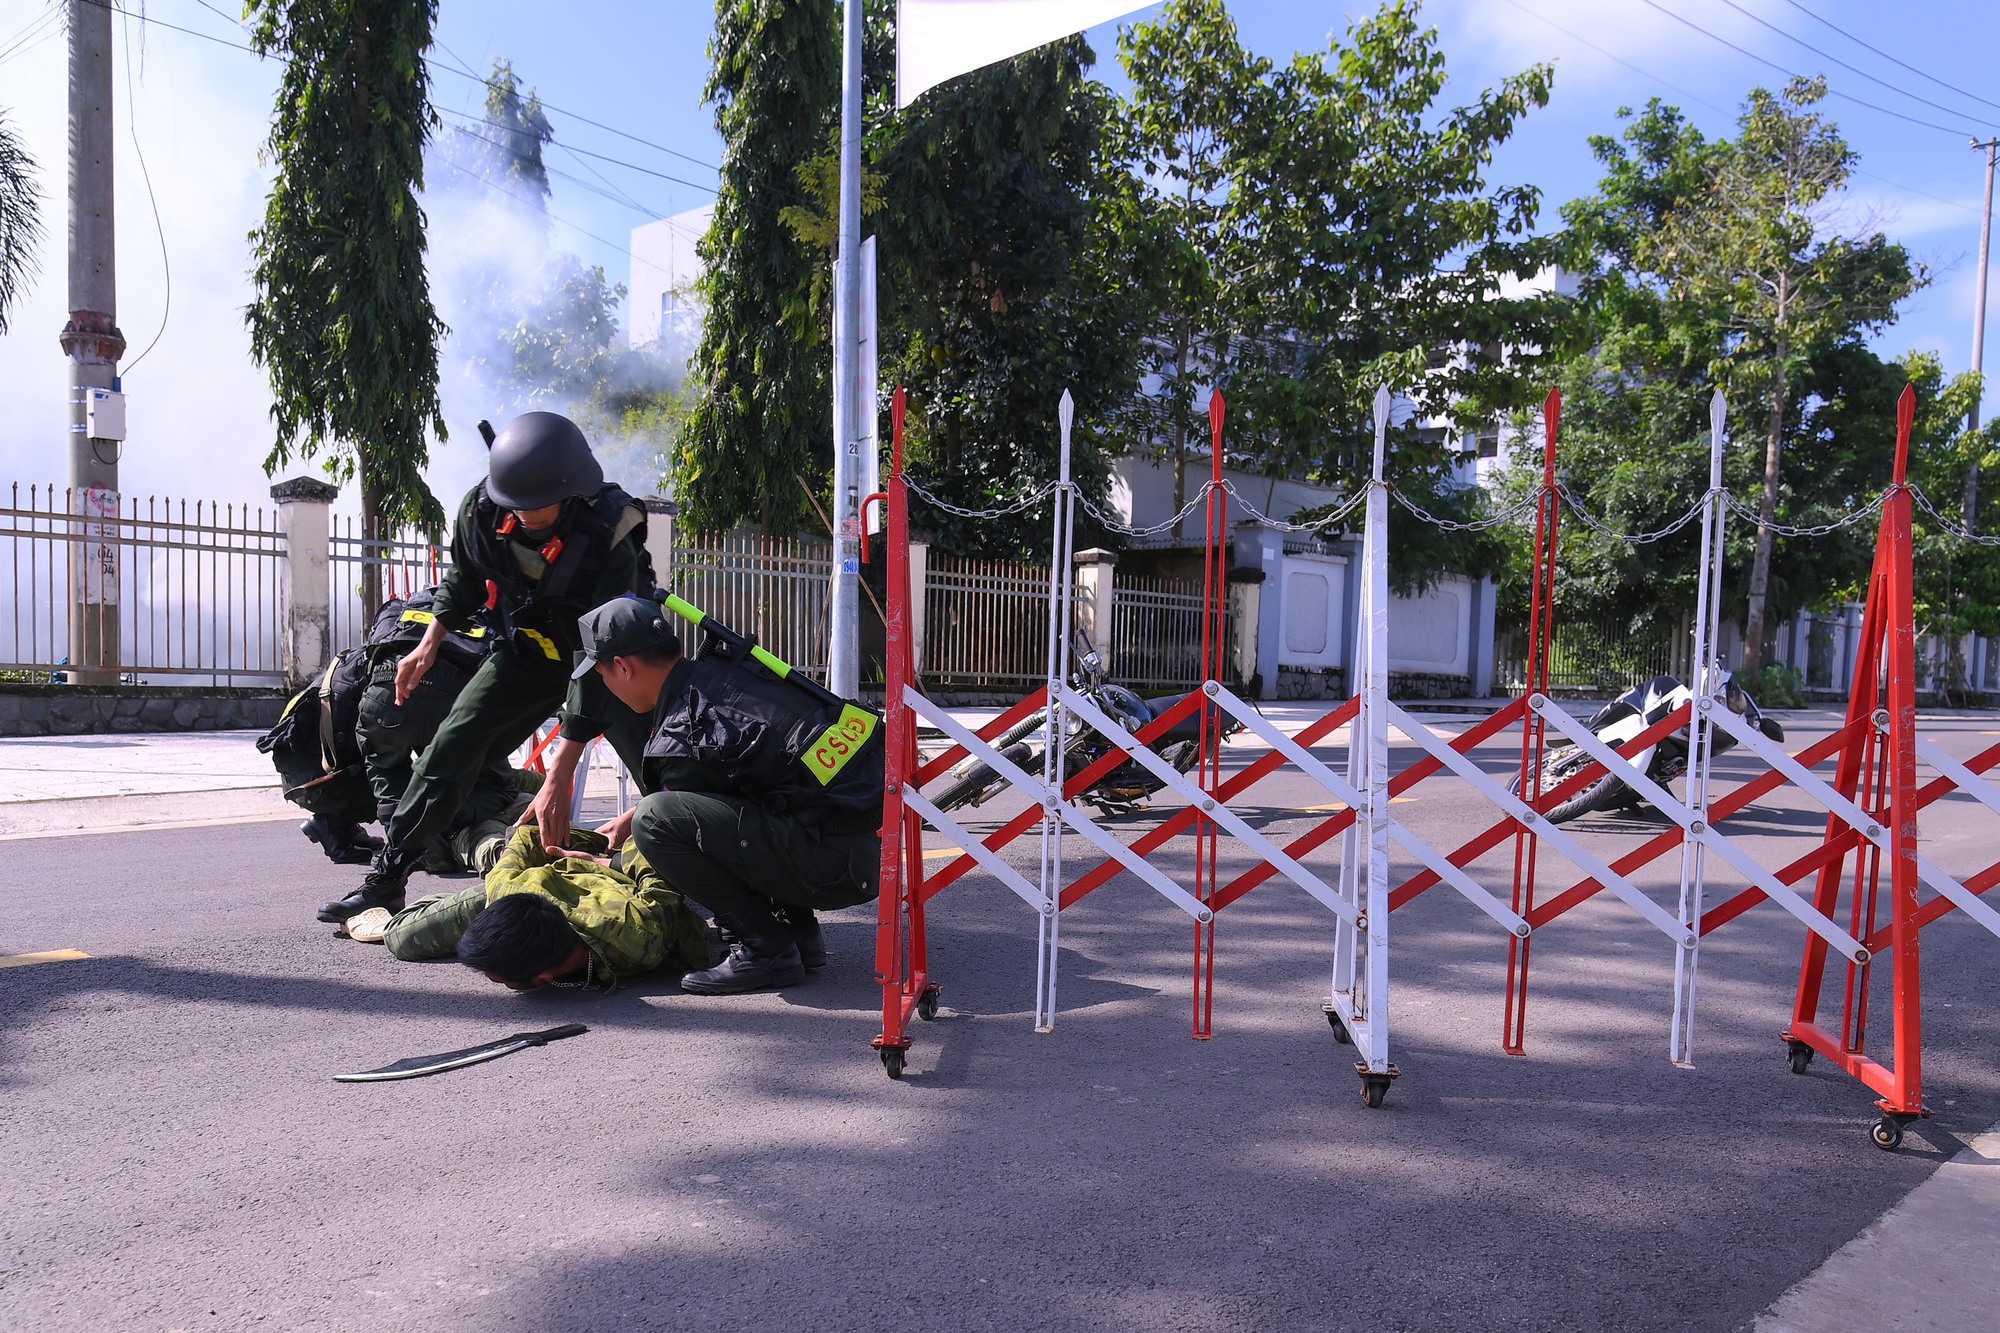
[{"left": 383, "top": 826, "right": 709, "bottom": 988}]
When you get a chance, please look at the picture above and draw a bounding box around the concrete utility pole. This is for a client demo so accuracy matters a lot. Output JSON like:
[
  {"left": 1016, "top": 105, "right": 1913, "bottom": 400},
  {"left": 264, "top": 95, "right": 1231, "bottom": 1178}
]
[
  {"left": 60, "top": 0, "right": 125, "bottom": 683},
  {"left": 826, "top": 0, "right": 864, "bottom": 699},
  {"left": 1967, "top": 136, "right": 1997, "bottom": 533}
]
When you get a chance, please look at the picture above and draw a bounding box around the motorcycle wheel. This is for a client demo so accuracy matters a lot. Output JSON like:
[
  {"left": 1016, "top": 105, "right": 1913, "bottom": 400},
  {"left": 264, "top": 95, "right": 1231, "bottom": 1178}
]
[
  {"left": 933, "top": 742, "right": 1035, "bottom": 812},
  {"left": 1506, "top": 747, "right": 1628, "bottom": 824}
]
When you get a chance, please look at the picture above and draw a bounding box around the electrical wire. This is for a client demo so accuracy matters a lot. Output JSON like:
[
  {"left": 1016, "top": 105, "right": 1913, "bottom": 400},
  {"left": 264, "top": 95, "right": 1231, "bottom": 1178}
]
[
  {"left": 1778, "top": 0, "right": 2000, "bottom": 117},
  {"left": 0, "top": 1, "right": 65, "bottom": 67},
  {"left": 118, "top": 7, "right": 171, "bottom": 380},
  {"left": 1500, "top": 0, "right": 1979, "bottom": 214},
  {"left": 1497, "top": 0, "right": 1733, "bottom": 117},
  {"left": 435, "top": 154, "right": 637, "bottom": 260},
  {"left": 430, "top": 60, "right": 719, "bottom": 176},
  {"left": 1633, "top": 0, "right": 1982, "bottom": 139},
  {"left": 1708, "top": 0, "right": 1998, "bottom": 133},
  {"left": 433, "top": 104, "right": 716, "bottom": 195}
]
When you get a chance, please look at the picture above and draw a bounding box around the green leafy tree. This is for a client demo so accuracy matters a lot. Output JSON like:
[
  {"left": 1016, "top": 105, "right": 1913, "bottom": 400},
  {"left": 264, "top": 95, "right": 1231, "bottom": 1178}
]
[
  {"left": 246, "top": 0, "right": 448, "bottom": 612},
  {"left": 1523, "top": 95, "right": 1933, "bottom": 668},
  {"left": 674, "top": 0, "right": 840, "bottom": 534},
  {"left": 1115, "top": 0, "right": 1266, "bottom": 516},
  {"left": 0, "top": 107, "right": 40, "bottom": 335},
  {"left": 1113, "top": 0, "right": 1558, "bottom": 586},
  {"left": 869, "top": 37, "right": 1154, "bottom": 557},
  {"left": 1640, "top": 77, "right": 1921, "bottom": 672}
]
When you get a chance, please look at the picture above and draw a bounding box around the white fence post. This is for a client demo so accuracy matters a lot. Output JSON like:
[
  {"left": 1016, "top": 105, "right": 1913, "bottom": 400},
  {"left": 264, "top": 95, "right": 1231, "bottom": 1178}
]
[
  {"left": 1229, "top": 575, "right": 1260, "bottom": 688},
  {"left": 1073, "top": 547, "right": 1117, "bottom": 673},
  {"left": 639, "top": 496, "right": 676, "bottom": 589},
  {"left": 270, "top": 477, "right": 337, "bottom": 688},
  {"left": 908, "top": 537, "right": 929, "bottom": 676}
]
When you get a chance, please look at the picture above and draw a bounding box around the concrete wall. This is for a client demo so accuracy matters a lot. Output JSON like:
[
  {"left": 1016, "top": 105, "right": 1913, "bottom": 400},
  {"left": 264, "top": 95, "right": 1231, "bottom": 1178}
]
[{"left": 0, "top": 685, "right": 287, "bottom": 737}]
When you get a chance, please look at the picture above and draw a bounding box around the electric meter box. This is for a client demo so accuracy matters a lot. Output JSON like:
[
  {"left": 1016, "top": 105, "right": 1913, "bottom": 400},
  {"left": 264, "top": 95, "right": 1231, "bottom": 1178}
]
[{"left": 86, "top": 388, "right": 127, "bottom": 442}]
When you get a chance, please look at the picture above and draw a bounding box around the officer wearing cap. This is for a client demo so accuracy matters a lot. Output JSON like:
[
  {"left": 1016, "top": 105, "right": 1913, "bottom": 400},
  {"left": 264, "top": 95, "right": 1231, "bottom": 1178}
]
[
  {"left": 540, "top": 595, "right": 883, "bottom": 993},
  {"left": 316, "top": 412, "right": 655, "bottom": 925}
]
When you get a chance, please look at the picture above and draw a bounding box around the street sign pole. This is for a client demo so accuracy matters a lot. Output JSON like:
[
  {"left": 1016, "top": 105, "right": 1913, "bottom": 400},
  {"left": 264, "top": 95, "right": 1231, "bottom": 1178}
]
[{"left": 827, "top": 0, "right": 865, "bottom": 698}]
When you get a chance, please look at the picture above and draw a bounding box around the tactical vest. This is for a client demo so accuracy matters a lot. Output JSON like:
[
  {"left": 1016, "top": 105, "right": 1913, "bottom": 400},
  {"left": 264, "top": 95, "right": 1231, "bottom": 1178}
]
[
  {"left": 642, "top": 656, "right": 884, "bottom": 827},
  {"left": 363, "top": 589, "right": 495, "bottom": 676},
  {"left": 460, "top": 482, "right": 653, "bottom": 612}
]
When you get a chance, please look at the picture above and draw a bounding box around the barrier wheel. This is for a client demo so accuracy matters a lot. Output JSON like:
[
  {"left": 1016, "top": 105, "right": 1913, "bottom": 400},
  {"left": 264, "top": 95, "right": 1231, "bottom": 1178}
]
[
  {"left": 1359, "top": 1074, "right": 1392, "bottom": 1109},
  {"left": 1326, "top": 1010, "right": 1353, "bottom": 1045},
  {"left": 1787, "top": 1041, "right": 1814, "bottom": 1076},
  {"left": 917, "top": 987, "right": 941, "bottom": 1022},
  {"left": 881, "top": 1047, "right": 907, "bottom": 1080},
  {"left": 1870, "top": 1117, "right": 1904, "bottom": 1151}
]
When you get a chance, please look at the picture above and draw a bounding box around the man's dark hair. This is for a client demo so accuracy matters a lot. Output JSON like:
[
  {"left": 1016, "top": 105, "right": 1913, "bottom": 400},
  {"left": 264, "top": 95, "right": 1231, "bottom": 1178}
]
[{"left": 457, "top": 895, "right": 581, "bottom": 984}]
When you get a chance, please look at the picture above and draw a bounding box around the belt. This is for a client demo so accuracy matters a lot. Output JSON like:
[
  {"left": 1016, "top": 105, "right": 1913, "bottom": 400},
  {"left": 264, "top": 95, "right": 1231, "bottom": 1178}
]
[{"left": 516, "top": 627, "right": 564, "bottom": 661}]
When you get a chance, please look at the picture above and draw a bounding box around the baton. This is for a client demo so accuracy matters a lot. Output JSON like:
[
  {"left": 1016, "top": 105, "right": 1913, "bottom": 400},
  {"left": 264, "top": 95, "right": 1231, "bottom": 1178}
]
[{"left": 653, "top": 591, "right": 847, "bottom": 711}]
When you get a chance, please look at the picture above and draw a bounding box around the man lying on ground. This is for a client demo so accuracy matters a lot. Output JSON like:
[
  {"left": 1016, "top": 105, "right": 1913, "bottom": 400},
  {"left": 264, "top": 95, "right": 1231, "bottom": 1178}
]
[{"left": 370, "top": 824, "right": 710, "bottom": 992}]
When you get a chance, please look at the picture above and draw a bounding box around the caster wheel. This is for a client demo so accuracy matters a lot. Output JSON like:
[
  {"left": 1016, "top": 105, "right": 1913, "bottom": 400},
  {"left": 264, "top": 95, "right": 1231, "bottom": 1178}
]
[
  {"left": 1870, "top": 1117, "right": 1904, "bottom": 1151},
  {"left": 1326, "top": 1010, "right": 1353, "bottom": 1045},
  {"left": 1787, "top": 1041, "right": 1814, "bottom": 1076},
  {"left": 917, "top": 987, "right": 941, "bottom": 1022},
  {"left": 880, "top": 1047, "right": 907, "bottom": 1080},
  {"left": 1360, "top": 1076, "right": 1390, "bottom": 1109}
]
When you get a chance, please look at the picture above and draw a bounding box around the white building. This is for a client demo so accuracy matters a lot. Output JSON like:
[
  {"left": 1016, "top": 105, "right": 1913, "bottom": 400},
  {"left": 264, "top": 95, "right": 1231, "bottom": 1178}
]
[{"left": 628, "top": 204, "right": 715, "bottom": 363}]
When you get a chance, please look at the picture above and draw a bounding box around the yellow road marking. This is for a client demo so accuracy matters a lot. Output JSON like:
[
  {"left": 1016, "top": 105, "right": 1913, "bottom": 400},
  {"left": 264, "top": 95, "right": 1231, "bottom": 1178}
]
[
  {"left": 923, "top": 847, "right": 965, "bottom": 859},
  {"left": 1303, "top": 798, "right": 1419, "bottom": 811},
  {"left": 0, "top": 949, "right": 91, "bottom": 969}
]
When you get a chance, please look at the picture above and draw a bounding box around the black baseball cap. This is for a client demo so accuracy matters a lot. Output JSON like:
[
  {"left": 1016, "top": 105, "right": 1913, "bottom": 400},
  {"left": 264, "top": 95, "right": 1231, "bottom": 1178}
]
[{"left": 572, "top": 596, "right": 683, "bottom": 679}]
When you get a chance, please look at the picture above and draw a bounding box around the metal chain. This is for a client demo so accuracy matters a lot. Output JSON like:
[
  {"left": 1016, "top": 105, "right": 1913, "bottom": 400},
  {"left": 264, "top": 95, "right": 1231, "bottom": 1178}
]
[
  {"left": 1721, "top": 489, "right": 1887, "bottom": 538},
  {"left": 1390, "top": 485, "right": 1542, "bottom": 533},
  {"left": 902, "top": 475, "right": 1059, "bottom": 520},
  {"left": 1072, "top": 481, "right": 1220, "bottom": 537},
  {"left": 1220, "top": 480, "right": 1370, "bottom": 534},
  {"left": 1909, "top": 485, "right": 2000, "bottom": 547},
  {"left": 1555, "top": 482, "right": 1712, "bottom": 546}
]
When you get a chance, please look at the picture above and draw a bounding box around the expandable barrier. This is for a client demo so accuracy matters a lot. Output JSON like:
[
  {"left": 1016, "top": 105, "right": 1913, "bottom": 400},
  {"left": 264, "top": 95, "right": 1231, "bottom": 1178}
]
[{"left": 869, "top": 378, "right": 1999, "bottom": 1146}]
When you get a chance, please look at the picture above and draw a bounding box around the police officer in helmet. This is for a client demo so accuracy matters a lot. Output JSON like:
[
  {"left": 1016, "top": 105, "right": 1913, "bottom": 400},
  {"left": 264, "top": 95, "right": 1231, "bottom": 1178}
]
[{"left": 317, "top": 411, "right": 655, "bottom": 924}]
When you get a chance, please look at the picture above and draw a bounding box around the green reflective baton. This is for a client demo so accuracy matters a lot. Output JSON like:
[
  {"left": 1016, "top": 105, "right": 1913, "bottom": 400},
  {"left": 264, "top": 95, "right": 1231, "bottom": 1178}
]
[{"left": 655, "top": 592, "right": 844, "bottom": 709}]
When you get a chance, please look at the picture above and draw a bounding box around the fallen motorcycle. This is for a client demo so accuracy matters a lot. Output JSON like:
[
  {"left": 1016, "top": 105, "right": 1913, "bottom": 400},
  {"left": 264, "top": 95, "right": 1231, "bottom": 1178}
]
[
  {"left": 1508, "top": 673, "right": 1784, "bottom": 824},
  {"left": 931, "top": 647, "right": 1241, "bottom": 816}
]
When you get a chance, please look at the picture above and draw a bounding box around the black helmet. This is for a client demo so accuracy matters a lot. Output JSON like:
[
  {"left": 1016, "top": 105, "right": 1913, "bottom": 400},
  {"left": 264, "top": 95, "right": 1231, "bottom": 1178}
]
[{"left": 484, "top": 411, "right": 604, "bottom": 510}]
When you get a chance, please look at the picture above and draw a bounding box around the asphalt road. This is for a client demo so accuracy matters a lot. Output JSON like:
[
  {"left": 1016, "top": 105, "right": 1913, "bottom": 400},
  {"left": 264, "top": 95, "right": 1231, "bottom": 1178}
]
[{"left": 2, "top": 710, "right": 1997, "bottom": 1332}]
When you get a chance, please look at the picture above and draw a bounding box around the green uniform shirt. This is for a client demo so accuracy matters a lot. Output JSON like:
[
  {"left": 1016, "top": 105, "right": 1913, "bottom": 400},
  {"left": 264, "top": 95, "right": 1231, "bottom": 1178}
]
[
  {"left": 383, "top": 826, "right": 708, "bottom": 988},
  {"left": 430, "top": 487, "right": 642, "bottom": 657}
]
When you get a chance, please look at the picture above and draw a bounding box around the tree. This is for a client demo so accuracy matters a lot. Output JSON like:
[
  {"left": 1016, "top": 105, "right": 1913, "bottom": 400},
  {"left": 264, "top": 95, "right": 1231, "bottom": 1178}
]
[
  {"left": 1104, "top": 0, "right": 1560, "bottom": 593},
  {"left": 1525, "top": 96, "right": 1938, "bottom": 666},
  {"left": 869, "top": 36, "right": 1154, "bottom": 557},
  {"left": 1115, "top": 0, "right": 1267, "bottom": 516},
  {"left": 674, "top": 0, "right": 840, "bottom": 535},
  {"left": 0, "top": 107, "right": 39, "bottom": 335},
  {"left": 1641, "top": 77, "right": 1921, "bottom": 672},
  {"left": 246, "top": 0, "right": 448, "bottom": 612}
]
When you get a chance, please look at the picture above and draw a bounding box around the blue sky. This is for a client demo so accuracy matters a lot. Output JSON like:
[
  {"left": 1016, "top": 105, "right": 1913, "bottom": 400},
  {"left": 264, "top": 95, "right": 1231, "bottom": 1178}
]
[{"left": 0, "top": 0, "right": 1994, "bottom": 505}]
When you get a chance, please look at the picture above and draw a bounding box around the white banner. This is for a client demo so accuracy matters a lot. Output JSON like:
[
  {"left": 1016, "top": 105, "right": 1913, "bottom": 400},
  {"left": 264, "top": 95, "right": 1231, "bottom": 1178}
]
[{"left": 897, "top": 0, "right": 1156, "bottom": 108}]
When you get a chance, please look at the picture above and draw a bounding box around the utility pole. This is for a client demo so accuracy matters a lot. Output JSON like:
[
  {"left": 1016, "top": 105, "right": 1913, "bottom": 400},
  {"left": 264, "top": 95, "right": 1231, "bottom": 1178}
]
[
  {"left": 826, "top": 0, "right": 864, "bottom": 699},
  {"left": 60, "top": 0, "right": 124, "bottom": 683},
  {"left": 1967, "top": 136, "right": 1997, "bottom": 533}
]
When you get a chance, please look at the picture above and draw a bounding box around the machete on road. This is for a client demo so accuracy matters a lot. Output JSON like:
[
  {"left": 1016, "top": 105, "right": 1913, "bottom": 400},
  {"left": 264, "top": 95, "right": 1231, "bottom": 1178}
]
[{"left": 333, "top": 1023, "right": 589, "bottom": 1082}]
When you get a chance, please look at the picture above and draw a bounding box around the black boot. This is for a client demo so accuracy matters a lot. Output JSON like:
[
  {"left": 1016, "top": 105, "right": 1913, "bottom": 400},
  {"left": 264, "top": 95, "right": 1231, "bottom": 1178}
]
[
  {"left": 773, "top": 905, "right": 827, "bottom": 970},
  {"left": 317, "top": 845, "right": 418, "bottom": 923},
  {"left": 681, "top": 910, "right": 806, "bottom": 994},
  {"left": 300, "top": 815, "right": 381, "bottom": 866}
]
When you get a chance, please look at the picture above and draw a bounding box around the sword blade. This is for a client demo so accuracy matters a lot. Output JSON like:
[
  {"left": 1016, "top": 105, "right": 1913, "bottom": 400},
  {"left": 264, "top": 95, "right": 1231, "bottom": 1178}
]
[{"left": 333, "top": 1023, "right": 588, "bottom": 1082}]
